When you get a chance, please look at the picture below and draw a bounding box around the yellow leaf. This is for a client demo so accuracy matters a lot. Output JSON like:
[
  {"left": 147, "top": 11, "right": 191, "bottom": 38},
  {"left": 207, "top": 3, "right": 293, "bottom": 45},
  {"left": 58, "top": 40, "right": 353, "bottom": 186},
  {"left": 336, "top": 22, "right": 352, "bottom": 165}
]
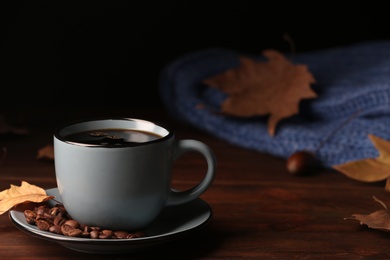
[
  {"left": 0, "top": 181, "right": 54, "bottom": 215},
  {"left": 369, "top": 134, "right": 390, "bottom": 163},
  {"left": 0, "top": 189, "right": 7, "bottom": 201},
  {"left": 333, "top": 158, "right": 390, "bottom": 182},
  {"left": 333, "top": 134, "right": 390, "bottom": 190},
  {"left": 36, "top": 144, "right": 54, "bottom": 161}
]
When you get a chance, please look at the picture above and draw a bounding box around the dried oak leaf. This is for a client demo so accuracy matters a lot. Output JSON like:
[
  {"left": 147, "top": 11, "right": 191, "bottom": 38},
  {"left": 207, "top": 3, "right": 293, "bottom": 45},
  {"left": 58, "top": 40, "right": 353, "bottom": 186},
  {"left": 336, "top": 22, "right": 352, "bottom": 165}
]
[
  {"left": 203, "top": 49, "right": 317, "bottom": 136},
  {"left": 344, "top": 196, "right": 390, "bottom": 231},
  {"left": 333, "top": 134, "right": 390, "bottom": 191},
  {"left": 0, "top": 181, "right": 54, "bottom": 215},
  {"left": 37, "top": 144, "right": 54, "bottom": 161}
]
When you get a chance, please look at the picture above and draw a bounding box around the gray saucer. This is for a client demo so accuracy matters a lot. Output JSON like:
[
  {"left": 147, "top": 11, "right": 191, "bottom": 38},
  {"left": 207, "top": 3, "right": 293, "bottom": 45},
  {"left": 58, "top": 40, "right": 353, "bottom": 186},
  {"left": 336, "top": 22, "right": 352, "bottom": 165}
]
[{"left": 9, "top": 188, "right": 212, "bottom": 254}]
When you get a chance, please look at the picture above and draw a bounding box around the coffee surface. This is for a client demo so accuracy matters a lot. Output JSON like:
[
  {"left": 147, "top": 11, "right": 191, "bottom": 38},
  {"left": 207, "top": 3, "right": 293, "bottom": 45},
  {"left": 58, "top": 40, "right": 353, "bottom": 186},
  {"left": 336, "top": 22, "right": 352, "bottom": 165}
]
[{"left": 64, "top": 128, "right": 161, "bottom": 146}]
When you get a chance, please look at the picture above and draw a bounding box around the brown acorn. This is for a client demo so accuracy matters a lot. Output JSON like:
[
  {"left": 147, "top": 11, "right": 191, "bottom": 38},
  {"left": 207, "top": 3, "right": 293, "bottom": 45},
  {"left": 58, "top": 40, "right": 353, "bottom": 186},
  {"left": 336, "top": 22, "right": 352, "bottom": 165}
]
[{"left": 286, "top": 150, "right": 320, "bottom": 176}]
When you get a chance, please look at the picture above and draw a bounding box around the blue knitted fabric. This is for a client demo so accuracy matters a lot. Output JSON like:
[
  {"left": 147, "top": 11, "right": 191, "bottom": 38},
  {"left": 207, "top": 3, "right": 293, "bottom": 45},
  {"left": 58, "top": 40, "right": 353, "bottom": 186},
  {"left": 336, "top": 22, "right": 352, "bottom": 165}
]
[{"left": 159, "top": 41, "right": 390, "bottom": 167}]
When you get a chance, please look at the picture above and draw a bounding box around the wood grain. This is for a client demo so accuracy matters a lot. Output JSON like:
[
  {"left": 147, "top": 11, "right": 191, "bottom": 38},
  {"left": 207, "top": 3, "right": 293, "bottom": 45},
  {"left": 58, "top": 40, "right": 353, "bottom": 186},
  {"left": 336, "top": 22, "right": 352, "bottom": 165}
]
[{"left": 0, "top": 108, "right": 389, "bottom": 259}]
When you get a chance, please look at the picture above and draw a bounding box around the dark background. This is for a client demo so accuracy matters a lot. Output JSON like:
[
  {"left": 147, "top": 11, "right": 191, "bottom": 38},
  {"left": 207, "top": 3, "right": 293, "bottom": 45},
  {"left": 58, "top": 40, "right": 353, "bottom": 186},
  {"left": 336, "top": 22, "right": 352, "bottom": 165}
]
[{"left": 1, "top": 1, "right": 389, "bottom": 113}]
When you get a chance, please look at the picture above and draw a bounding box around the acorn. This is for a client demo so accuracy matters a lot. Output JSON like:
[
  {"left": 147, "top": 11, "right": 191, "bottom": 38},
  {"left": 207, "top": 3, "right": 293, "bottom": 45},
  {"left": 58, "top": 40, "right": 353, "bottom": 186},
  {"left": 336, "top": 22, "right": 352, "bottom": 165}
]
[{"left": 286, "top": 150, "right": 320, "bottom": 176}]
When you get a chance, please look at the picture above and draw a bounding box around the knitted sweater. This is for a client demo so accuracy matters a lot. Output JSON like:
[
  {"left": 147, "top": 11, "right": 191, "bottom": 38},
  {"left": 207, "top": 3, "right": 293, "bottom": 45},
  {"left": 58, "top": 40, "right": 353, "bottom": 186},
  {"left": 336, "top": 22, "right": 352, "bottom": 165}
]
[{"left": 159, "top": 41, "right": 390, "bottom": 167}]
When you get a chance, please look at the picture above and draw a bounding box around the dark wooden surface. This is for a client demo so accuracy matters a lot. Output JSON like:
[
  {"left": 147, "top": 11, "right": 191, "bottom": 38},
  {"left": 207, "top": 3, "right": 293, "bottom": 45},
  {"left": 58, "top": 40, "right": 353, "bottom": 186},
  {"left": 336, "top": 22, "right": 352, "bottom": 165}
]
[{"left": 1, "top": 108, "right": 390, "bottom": 259}]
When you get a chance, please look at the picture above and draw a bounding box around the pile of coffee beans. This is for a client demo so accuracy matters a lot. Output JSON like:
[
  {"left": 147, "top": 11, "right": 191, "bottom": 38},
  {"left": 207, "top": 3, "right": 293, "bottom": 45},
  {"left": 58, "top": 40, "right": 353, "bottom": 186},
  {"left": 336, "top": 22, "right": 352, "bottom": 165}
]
[{"left": 23, "top": 204, "right": 146, "bottom": 239}]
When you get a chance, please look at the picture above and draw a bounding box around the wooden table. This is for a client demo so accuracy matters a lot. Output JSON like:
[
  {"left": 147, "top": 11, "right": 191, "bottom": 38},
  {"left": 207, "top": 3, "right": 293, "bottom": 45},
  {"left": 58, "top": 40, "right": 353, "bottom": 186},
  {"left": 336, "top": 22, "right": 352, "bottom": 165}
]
[{"left": 1, "top": 108, "right": 389, "bottom": 259}]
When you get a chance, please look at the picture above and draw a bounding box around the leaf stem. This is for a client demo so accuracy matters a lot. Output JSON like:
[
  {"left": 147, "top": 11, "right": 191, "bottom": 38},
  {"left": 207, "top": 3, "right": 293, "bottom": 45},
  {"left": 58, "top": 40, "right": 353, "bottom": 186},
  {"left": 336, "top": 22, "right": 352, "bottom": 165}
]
[{"left": 373, "top": 195, "right": 388, "bottom": 210}]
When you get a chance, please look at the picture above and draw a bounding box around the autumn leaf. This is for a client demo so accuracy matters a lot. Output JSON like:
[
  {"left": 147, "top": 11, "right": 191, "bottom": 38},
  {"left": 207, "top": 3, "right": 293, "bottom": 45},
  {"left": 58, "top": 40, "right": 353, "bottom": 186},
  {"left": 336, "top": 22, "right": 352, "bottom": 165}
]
[
  {"left": 333, "top": 134, "right": 390, "bottom": 191},
  {"left": 203, "top": 49, "right": 317, "bottom": 136},
  {"left": 0, "top": 181, "right": 54, "bottom": 215},
  {"left": 0, "top": 114, "right": 29, "bottom": 135},
  {"left": 37, "top": 144, "right": 54, "bottom": 161},
  {"left": 344, "top": 196, "right": 390, "bottom": 232}
]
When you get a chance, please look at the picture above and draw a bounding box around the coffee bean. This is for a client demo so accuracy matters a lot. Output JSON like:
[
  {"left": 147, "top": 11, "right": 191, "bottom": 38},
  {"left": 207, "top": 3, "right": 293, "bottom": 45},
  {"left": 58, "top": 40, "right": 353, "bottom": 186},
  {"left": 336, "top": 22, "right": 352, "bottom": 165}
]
[
  {"left": 90, "top": 226, "right": 101, "bottom": 231},
  {"left": 63, "top": 219, "right": 80, "bottom": 229},
  {"left": 90, "top": 230, "right": 100, "bottom": 239},
  {"left": 43, "top": 212, "right": 56, "bottom": 220},
  {"left": 61, "top": 224, "right": 82, "bottom": 237},
  {"left": 49, "top": 225, "right": 62, "bottom": 234},
  {"left": 35, "top": 206, "right": 47, "bottom": 218},
  {"left": 23, "top": 210, "right": 36, "bottom": 224},
  {"left": 24, "top": 203, "right": 147, "bottom": 239},
  {"left": 99, "top": 230, "right": 114, "bottom": 239},
  {"left": 48, "top": 206, "right": 61, "bottom": 216},
  {"left": 53, "top": 216, "right": 66, "bottom": 226},
  {"left": 114, "top": 230, "right": 129, "bottom": 239},
  {"left": 36, "top": 219, "right": 51, "bottom": 231}
]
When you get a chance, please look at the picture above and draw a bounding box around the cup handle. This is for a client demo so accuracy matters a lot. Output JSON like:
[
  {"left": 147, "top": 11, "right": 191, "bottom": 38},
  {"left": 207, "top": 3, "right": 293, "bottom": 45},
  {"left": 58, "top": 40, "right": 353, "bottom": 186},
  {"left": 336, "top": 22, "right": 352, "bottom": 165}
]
[{"left": 166, "top": 139, "right": 217, "bottom": 206}]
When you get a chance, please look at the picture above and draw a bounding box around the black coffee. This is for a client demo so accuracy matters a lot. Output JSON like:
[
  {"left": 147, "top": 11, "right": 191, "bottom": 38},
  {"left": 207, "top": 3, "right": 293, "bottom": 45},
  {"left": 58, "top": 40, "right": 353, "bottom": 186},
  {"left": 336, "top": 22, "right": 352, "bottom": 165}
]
[{"left": 64, "top": 128, "right": 162, "bottom": 146}]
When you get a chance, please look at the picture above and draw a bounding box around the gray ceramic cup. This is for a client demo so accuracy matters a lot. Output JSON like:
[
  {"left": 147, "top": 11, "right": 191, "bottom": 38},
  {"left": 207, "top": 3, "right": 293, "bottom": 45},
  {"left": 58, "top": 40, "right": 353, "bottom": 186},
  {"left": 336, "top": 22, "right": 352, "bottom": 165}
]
[{"left": 53, "top": 117, "right": 216, "bottom": 231}]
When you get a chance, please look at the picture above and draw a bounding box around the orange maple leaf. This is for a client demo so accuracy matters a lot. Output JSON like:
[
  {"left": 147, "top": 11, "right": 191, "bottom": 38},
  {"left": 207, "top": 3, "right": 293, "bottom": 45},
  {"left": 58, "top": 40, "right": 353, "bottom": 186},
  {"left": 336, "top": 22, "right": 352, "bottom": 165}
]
[
  {"left": 333, "top": 134, "right": 390, "bottom": 191},
  {"left": 203, "top": 49, "right": 317, "bottom": 136},
  {"left": 0, "top": 181, "right": 54, "bottom": 215}
]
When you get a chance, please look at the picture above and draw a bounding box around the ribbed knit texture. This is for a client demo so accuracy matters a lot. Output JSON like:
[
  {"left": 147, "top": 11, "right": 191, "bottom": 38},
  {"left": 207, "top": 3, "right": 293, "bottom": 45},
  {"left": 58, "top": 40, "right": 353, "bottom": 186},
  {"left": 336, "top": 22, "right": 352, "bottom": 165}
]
[{"left": 159, "top": 41, "right": 390, "bottom": 167}]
